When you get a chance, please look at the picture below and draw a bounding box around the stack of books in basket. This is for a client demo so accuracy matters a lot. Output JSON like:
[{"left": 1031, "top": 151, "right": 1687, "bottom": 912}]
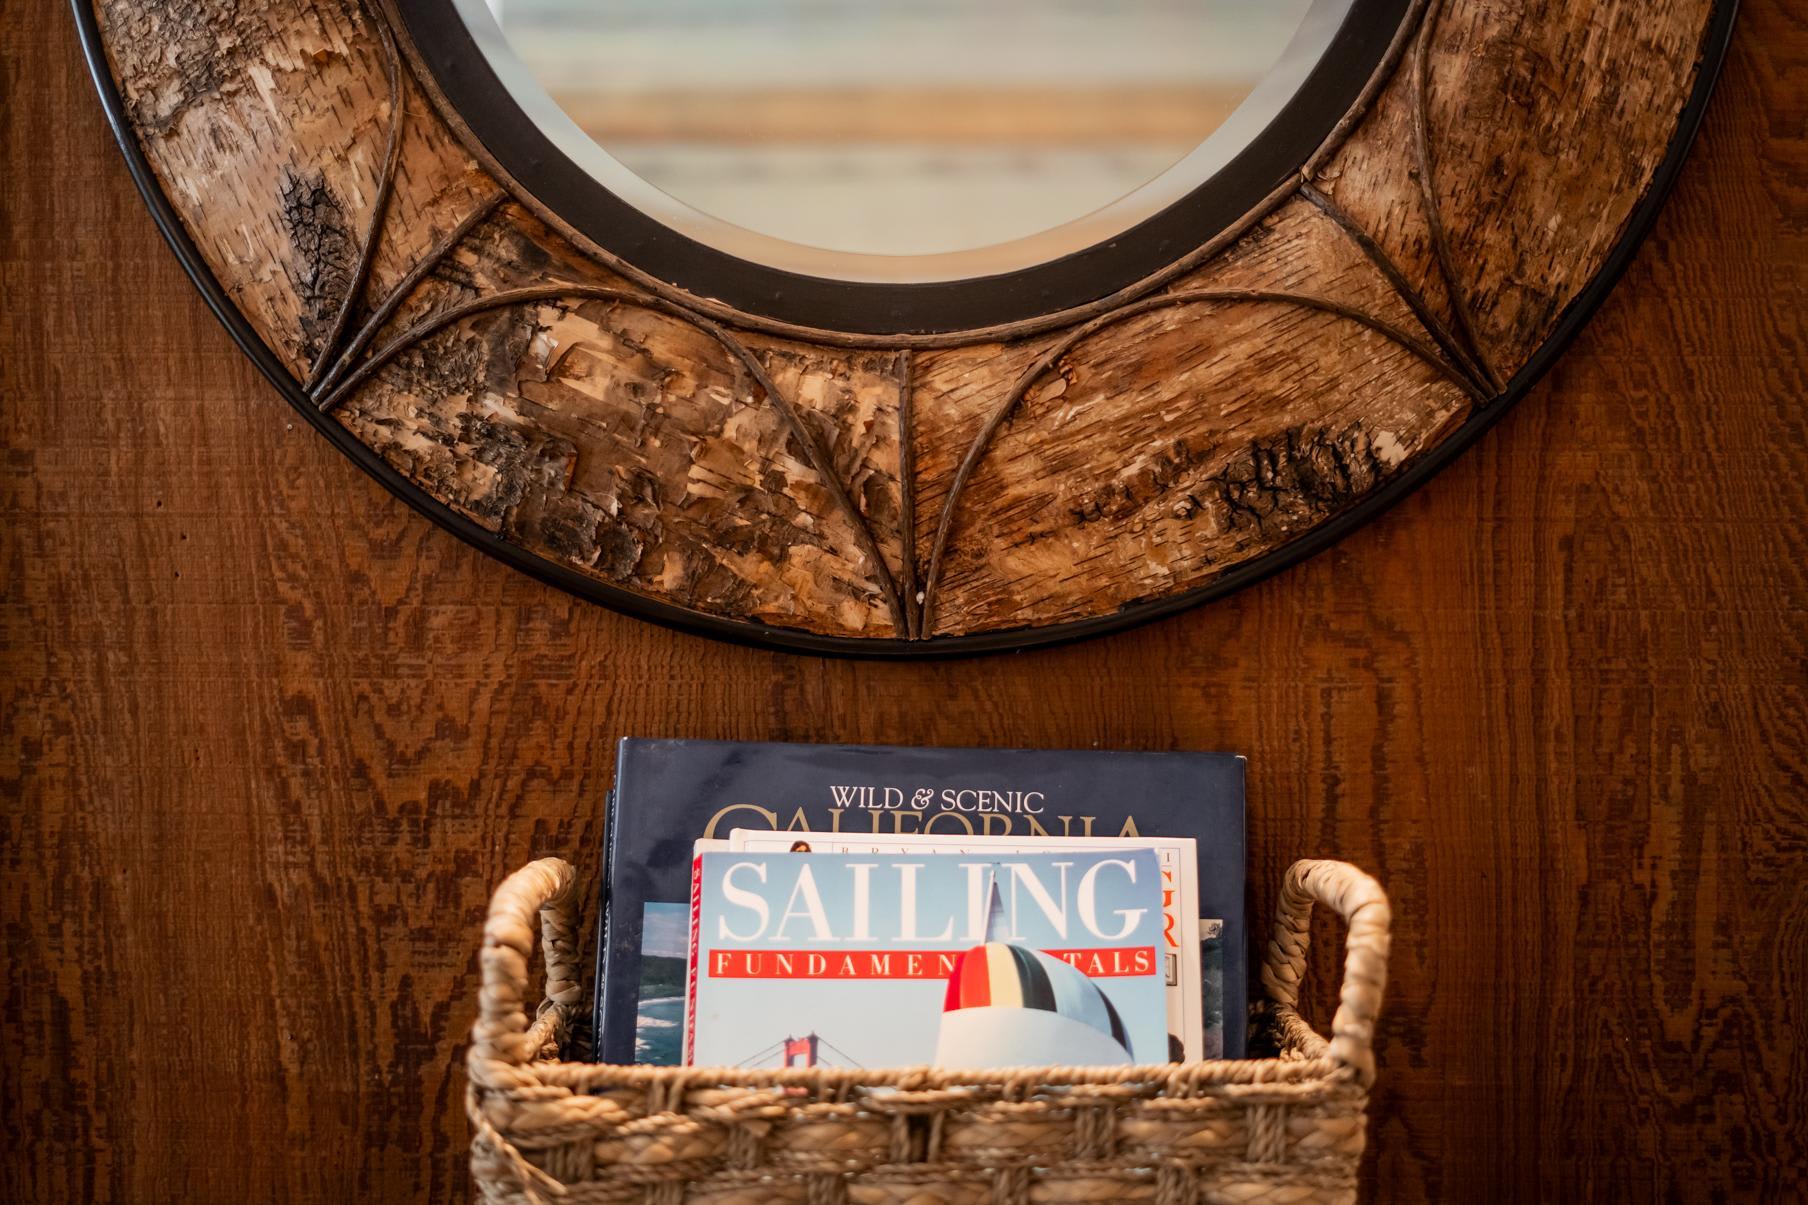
[{"left": 592, "top": 739, "right": 1246, "bottom": 1070}]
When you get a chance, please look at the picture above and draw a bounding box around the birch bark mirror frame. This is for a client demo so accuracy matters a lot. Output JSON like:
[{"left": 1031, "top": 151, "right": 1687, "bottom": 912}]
[{"left": 79, "top": 0, "right": 1735, "bottom": 656}]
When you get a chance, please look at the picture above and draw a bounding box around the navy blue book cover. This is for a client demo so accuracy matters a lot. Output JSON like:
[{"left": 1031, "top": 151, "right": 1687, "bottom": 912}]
[{"left": 593, "top": 739, "right": 1246, "bottom": 1065}]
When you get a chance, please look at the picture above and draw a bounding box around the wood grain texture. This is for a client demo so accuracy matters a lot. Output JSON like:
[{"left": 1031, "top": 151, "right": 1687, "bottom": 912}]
[
  {"left": 81, "top": 0, "right": 1722, "bottom": 647},
  {"left": 4, "top": 1, "right": 1806, "bottom": 1202}
]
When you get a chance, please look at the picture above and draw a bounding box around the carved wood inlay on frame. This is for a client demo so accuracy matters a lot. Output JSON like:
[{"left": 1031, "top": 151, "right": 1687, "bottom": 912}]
[{"left": 80, "top": 0, "right": 1733, "bottom": 654}]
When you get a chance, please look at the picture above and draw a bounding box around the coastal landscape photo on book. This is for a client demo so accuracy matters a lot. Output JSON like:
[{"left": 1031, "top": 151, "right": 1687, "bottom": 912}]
[
  {"left": 686, "top": 849, "right": 1169, "bottom": 1069},
  {"left": 632, "top": 902, "right": 688, "bottom": 1064}
]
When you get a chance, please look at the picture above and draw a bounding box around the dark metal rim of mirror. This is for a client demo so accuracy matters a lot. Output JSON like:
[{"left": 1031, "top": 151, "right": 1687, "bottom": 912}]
[
  {"left": 75, "top": 0, "right": 1739, "bottom": 659},
  {"left": 387, "top": 0, "right": 1413, "bottom": 342}
]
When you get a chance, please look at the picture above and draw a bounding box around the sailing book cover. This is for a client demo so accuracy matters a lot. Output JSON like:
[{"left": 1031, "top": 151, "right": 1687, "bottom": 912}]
[
  {"left": 728, "top": 829, "right": 1204, "bottom": 1059},
  {"left": 685, "top": 849, "right": 1169, "bottom": 1069},
  {"left": 594, "top": 739, "right": 1246, "bottom": 1064}
]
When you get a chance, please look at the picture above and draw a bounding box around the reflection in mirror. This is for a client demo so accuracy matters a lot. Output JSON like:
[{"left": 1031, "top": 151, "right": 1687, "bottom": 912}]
[{"left": 465, "top": 0, "right": 1354, "bottom": 281}]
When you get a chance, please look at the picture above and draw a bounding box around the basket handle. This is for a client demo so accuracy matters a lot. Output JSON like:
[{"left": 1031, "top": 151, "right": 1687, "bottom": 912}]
[
  {"left": 467, "top": 857, "right": 583, "bottom": 1089},
  {"left": 1260, "top": 859, "right": 1391, "bottom": 1086}
]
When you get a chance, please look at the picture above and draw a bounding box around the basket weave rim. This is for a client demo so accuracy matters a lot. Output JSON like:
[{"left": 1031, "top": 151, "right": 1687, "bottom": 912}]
[{"left": 512, "top": 1050, "right": 1357, "bottom": 1094}]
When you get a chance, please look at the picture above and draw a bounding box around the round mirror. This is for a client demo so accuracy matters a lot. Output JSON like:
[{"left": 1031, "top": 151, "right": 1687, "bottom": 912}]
[{"left": 462, "top": 0, "right": 1353, "bottom": 282}]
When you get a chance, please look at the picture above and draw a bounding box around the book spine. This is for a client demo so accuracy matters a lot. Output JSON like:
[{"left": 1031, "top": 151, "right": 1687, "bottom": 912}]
[
  {"left": 682, "top": 851, "right": 703, "bottom": 1065},
  {"left": 593, "top": 787, "right": 618, "bottom": 1061}
]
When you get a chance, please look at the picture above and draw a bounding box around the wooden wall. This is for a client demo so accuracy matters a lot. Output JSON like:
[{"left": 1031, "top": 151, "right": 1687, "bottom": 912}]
[{"left": 3, "top": 3, "right": 1803, "bottom": 1200}]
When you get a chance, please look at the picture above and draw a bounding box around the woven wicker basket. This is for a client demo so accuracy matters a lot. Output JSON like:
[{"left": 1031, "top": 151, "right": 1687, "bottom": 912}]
[{"left": 467, "top": 857, "right": 1390, "bottom": 1204}]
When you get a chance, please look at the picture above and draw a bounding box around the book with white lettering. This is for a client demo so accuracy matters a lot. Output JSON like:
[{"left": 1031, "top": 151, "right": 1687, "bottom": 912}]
[
  {"left": 684, "top": 848, "right": 1169, "bottom": 1070},
  {"left": 592, "top": 739, "right": 1245, "bottom": 1064},
  {"left": 729, "top": 829, "right": 1204, "bottom": 1059}
]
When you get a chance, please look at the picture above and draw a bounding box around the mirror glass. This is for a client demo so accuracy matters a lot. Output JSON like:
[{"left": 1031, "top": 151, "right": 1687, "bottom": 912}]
[{"left": 463, "top": 0, "right": 1355, "bottom": 282}]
